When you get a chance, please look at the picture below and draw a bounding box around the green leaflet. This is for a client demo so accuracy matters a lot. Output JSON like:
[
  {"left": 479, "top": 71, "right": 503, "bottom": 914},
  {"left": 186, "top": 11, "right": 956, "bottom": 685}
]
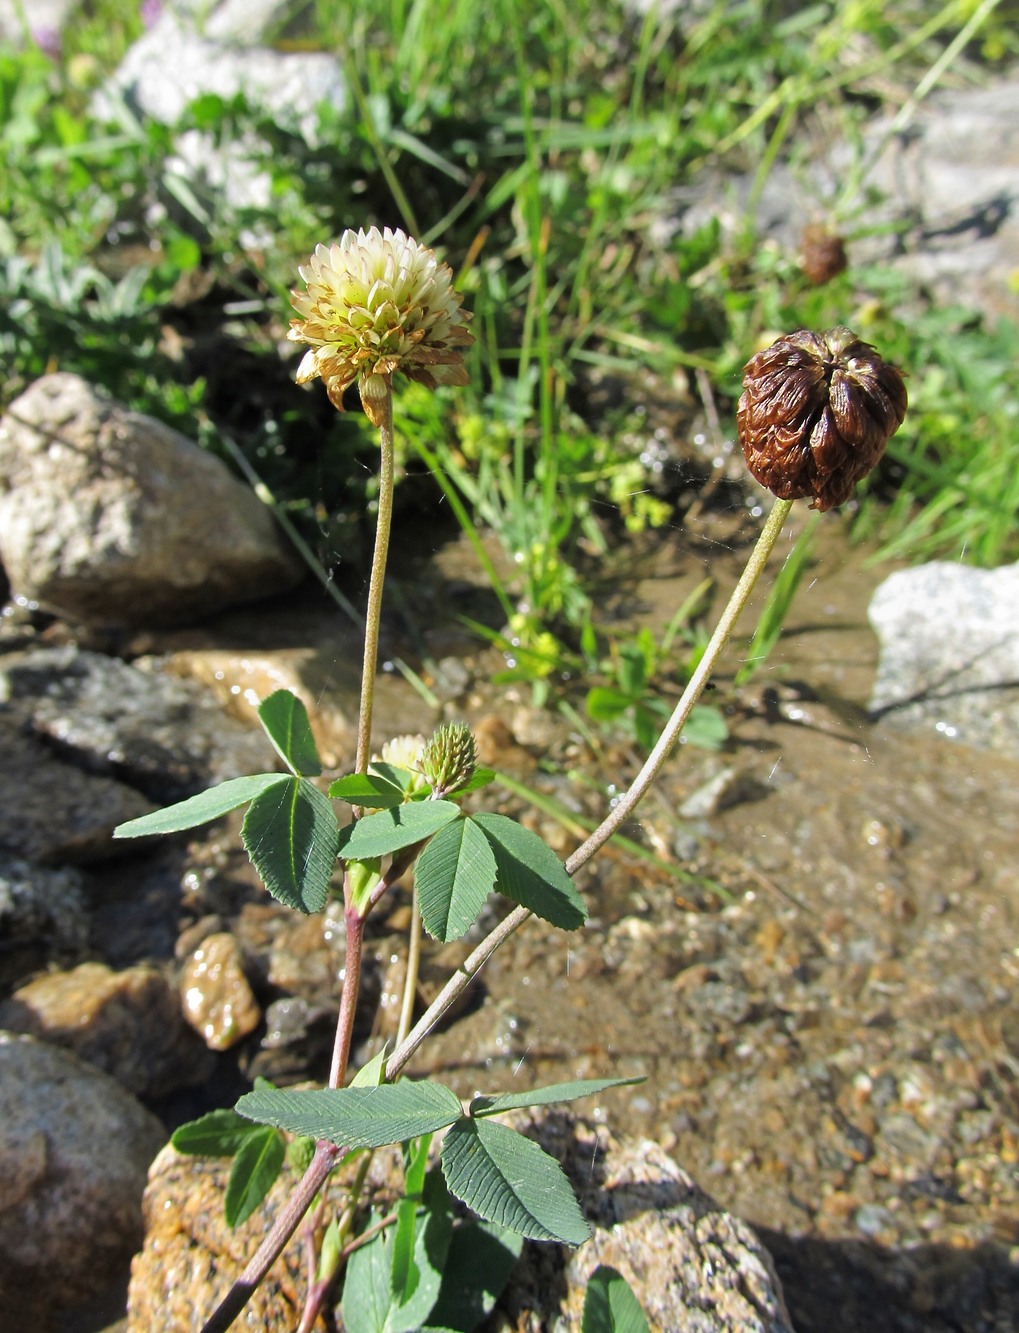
[
  {"left": 582, "top": 1266, "right": 651, "bottom": 1333},
  {"left": 469, "top": 1076, "right": 645, "bottom": 1118},
  {"left": 328, "top": 772, "right": 408, "bottom": 808},
  {"left": 441, "top": 1117, "right": 589, "bottom": 1245},
  {"left": 170, "top": 1107, "right": 256, "bottom": 1156},
  {"left": 471, "top": 812, "right": 586, "bottom": 930},
  {"left": 241, "top": 775, "right": 339, "bottom": 914},
  {"left": 236, "top": 1080, "right": 464, "bottom": 1150},
  {"left": 414, "top": 816, "right": 498, "bottom": 942},
  {"left": 113, "top": 773, "right": 285, "bottom": 838},
  {"left": 224, "top": 1125, "right": 286, "bottom": 1228},
  {"left": 257, "top": 689, "right": 322, "bottom": 776},
  {"left": 338, "top": 801, "right": 461, "bottom": 859}
]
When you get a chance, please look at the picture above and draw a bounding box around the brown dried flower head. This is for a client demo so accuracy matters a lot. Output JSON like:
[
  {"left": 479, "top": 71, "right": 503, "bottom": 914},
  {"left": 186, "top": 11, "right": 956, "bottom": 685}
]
[
  {"left": 287, "top": 227, "right": 473, "bottom": 423},
  {"left": 799, "top": 223, "right": 848, "bottom": 286},
  {"left": 736, "top": 327, "right": 907, "bottom": 512}
]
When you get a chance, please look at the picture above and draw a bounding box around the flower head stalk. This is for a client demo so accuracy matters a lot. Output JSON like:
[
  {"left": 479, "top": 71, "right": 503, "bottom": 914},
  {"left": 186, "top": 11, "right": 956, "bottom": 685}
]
[{"left": 288, "top": 226, "right": 473, "bottom": 425}]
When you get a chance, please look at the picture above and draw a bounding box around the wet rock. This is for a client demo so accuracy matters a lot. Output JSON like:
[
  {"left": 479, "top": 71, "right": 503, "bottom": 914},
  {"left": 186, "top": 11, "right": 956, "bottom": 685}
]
[
  {"left": 868, "top": 562, "right": 1019, "bottom": 757},
  {"left": 162, "top": 643, "right": 358, "bottom": 766},
  {"left": 265, "top": 905, "right": 345, "bottom": 996},
  {"left": 502, "top": 1113, "right": 794, "bottom": 1332},
  {"left": 180, "top": 931, "right": 261, "bottom": 1050},
  {"left": 0, "top": 1031, "right": 165, "bottom": 1327},
  {"left": 679, "top": 764, "right": 772, "bottom": 818},
  {"left": 431, "top": 654, "right": 471, "bottom": 701},
  {"left": 0, "top": 374, "right": 303, "bottom": 627},
  {"left": 0, "top": 717, "right": 154, "bottom": 864},
  {"left": 0, "top": 961, "right": 213, "bottom": 1098},
  {"left": 1, "top": 644, "right": 277, "bottom": 801},
  {"left": 474, "top": 713, "right": 538, "bottom": 774},
  {"left": 0, "top": 855, "right": 89, "bottom": 990},
  {"left": 250, "top": 993, "right": 335, "bottom": 1083},
  {"left": 126, "top": 1143, "right": 304, "bottom": 1333}
]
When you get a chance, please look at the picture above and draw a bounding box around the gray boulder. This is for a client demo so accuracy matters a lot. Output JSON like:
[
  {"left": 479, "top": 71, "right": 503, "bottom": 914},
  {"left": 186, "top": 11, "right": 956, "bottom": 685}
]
[
  {"left": 868, "top": 561, "right": 1019, "bottom": 756},
  {"left": 0, "top": 1031, "right": 166, "bottom": 1327},
  {"left": 0, "top": 643, "right": 278, "bottom": 801},
  {"left": 0, "top": 856, "right": 89, "bottom": 989},
  {"left": 0, "top": 374, "right": 303, "bottom": 627},
  {"left": 0, "top": 716, "right": 155, "bottom": 864}
]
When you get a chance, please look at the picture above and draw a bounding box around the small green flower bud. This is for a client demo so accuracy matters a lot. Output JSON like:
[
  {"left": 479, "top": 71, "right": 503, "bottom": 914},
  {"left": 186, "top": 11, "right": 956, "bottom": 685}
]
[{"left": 419, "top": 722, "right": 477, "bottom": 796}]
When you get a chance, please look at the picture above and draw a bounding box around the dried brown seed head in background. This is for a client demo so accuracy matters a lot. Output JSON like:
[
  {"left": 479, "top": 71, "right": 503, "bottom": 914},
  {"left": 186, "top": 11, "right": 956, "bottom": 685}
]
[
  {"left": 799, "top": 223, "right": 848, "bottom": 286},
  {"left": 736, "top": 327, "right": 908, "bottom": 512}
]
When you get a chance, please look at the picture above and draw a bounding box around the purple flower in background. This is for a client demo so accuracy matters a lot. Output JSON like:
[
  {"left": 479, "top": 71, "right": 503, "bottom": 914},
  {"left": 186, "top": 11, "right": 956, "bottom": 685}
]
[
  {"left": 140, "top": 0, "right": 163, "bottom": 28},
  {"left": 33, "top": 26, "right": 61, "bottom": 58}
]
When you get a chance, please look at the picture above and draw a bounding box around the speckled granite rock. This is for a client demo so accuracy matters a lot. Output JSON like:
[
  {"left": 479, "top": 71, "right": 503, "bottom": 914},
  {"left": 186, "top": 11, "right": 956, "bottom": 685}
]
[
  {"left": 126, "top": 1144, "right": 304, "bottom": 1333},
  {"left": 126, "top": 1111, "right": 792, "bottom": 1332},
  {"left": 500, "top": 1112, "right": 794, "bottom": 1333}
]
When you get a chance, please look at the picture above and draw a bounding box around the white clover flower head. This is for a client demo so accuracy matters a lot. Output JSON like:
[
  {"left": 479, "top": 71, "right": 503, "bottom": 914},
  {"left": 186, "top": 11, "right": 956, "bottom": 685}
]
[
  {"left": 375, "top": 733, "right": 426, "bottom": 770},
  {"left": 372, "top": 732, "right": 430, "bottom": 796},
  {"left": 287, "top": 226, "right": 473, "bottom": 423}
]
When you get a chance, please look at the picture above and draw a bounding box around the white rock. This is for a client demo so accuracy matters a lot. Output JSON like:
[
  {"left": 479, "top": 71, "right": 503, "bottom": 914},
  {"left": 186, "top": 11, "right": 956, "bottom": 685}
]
[{"left": 868, "top": 561, "right": 1019, "bottom": 756}]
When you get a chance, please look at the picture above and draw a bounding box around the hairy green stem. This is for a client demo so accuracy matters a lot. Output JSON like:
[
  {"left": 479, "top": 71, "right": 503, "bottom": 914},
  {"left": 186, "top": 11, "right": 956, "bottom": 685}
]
[
  {"left": 355, "top": 378, "right": 396, "bottom": 776},
  {"left": 387, "top": 497, "right": 794, "bottom": 1077}
]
